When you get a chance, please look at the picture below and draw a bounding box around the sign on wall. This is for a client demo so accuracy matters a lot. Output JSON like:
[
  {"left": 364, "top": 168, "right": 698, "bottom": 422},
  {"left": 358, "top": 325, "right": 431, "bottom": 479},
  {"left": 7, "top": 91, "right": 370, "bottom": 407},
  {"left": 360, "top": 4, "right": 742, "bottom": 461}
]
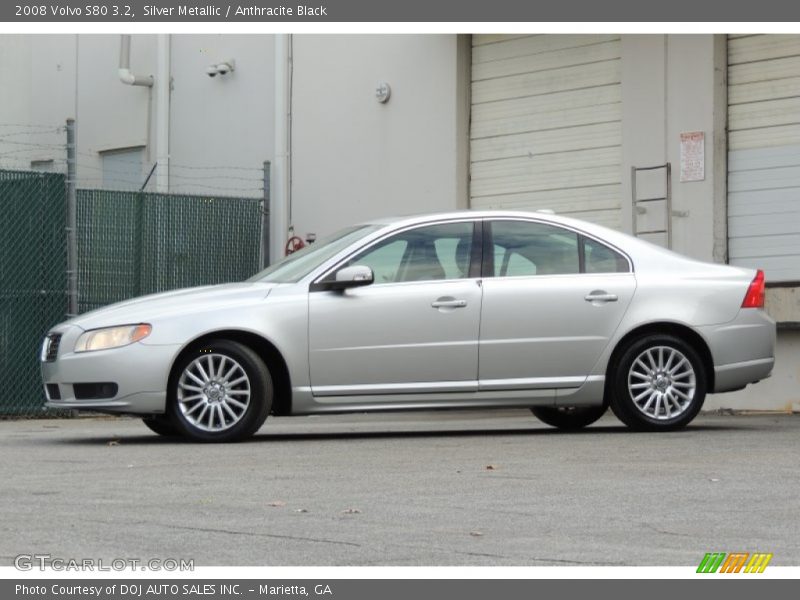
[{"left": 680, "top": 131, "right": 705, "bottom": 182}]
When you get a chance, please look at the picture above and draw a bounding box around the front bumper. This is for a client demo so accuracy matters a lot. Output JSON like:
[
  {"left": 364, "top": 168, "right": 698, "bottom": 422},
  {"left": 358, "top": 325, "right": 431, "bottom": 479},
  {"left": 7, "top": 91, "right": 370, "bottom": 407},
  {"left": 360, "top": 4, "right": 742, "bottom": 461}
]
[{"left": 40, "top": 325, "right": 181, "bottom": 415}]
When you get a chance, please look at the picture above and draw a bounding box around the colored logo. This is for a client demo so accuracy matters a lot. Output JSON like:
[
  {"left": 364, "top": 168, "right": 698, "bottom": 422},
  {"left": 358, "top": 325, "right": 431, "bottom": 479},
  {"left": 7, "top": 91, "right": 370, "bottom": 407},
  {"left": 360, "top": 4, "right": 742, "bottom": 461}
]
[{"left": 697, "top": 552, "right": 773, "bottom": 573}]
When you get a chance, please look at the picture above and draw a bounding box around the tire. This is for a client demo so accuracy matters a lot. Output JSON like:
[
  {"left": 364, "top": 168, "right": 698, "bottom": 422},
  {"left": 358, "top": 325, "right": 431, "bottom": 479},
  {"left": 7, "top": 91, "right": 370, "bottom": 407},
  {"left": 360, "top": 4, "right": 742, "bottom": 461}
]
[
  {"left": 608, "top": 333, "right": 707, "bottom": 431},
  {"left": 531, "top": 405, "right": 607, "bottom": 430},
  {"left": 167, "top": 339, "right": 272, "bottom": 442},
  {"left": 142, "top": 415, "right": 179, "bottom": 437}
]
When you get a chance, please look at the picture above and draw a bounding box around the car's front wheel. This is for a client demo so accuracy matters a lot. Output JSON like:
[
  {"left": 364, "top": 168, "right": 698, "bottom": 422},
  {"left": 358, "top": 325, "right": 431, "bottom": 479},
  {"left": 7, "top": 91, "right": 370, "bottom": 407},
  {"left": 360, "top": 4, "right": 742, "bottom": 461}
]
[
  {"left": 609, "top": 334, "right": 707, "bottom": 431},
  {"left": 531, "top": 405, "right": 607, "bottom": 430},
  {"left": 168, "top": 339, "right": 272, "bottom": 442}
]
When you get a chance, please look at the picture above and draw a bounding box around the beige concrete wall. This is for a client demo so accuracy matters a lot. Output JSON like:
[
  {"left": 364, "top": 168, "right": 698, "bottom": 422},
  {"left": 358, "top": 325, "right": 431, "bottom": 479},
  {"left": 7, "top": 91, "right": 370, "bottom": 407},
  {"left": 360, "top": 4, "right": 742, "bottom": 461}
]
[
  {"left": 168, "top": 34, "right": 274, "bottom": 196},
  {"left": 0, "top": 34, "right": 272, "bottom": 195},
  {"left": 666, "top": 35, "right": 728, "bottom": 264},
  {"left": 0, "top": 35, "right": 68, "bottom": 170},
  {"left": 0, "top": 34, "right": 156, "bottom": 184},
  {"left": 75, "top": 35, "right": 155, "bottom": 188},
  {"left": 289, "top": 34, "right": 466, "bottom": 241},
  {"left": 621, "top": 35, "right": 727, "bottom": 262},
  {"left": 0, "top": 36, "right": 33, "bottom": 132}
]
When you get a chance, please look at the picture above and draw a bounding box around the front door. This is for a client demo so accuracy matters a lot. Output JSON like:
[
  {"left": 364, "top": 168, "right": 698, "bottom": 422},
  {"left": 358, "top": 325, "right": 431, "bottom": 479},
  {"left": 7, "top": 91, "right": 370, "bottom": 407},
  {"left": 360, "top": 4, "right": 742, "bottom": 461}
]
[{"left": 309, "top": 220, "right": 483, "bottom": 397}]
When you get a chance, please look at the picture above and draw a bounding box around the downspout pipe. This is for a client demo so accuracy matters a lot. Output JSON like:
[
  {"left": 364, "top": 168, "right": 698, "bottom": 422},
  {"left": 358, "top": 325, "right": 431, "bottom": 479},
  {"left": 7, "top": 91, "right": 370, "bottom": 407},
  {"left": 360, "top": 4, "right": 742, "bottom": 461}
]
[
  {"left": 154, "top": 34, "right": 170, "bottom": 193},
  {"left": 118, "top": 35, "right": 154, "bottom": 87},
  {"left": 271, "top": 34, "right": 292, "bottom": 264}
]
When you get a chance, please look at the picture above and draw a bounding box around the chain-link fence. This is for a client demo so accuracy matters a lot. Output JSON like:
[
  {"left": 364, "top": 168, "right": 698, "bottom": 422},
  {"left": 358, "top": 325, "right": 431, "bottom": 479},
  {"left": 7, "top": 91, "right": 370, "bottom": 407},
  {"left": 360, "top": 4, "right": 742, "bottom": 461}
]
[
  {"left": 1, "top": 170, "right": 266, "bottom": 416},
  {"left": 77, "top": 190, "right": 264, "bottom": 313},
  {"left": 1, "top": 170, "right": 67, "bottom": 415}
]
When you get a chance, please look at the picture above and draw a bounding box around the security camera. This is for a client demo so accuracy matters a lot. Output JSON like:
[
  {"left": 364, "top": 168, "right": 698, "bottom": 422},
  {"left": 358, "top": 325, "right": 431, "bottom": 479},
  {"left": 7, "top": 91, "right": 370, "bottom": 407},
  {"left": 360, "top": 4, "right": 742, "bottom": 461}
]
[
  {"left": 215, "top": 60, "right": 235, "bottom": 76},
  {"left": 206, "top": 60, "right": 235, "bottom": 78}
]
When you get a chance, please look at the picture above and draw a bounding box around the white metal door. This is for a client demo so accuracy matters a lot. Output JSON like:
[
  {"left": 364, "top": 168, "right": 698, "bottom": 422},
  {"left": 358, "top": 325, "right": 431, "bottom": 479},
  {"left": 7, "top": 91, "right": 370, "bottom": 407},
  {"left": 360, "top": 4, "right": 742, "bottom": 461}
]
[
  {"left": 728, "top": 34, "right": 800, "bottom": 282},
  {"left": 470, "top": 35, "right": 623, "bottom": 229}
]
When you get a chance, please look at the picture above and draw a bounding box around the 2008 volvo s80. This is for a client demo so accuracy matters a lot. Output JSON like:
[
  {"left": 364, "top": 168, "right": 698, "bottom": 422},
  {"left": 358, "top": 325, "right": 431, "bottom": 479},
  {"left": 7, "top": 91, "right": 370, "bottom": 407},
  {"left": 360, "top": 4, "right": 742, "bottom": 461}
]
[{"left": 41, "top": 211, "right": 775, "bottom": 442}]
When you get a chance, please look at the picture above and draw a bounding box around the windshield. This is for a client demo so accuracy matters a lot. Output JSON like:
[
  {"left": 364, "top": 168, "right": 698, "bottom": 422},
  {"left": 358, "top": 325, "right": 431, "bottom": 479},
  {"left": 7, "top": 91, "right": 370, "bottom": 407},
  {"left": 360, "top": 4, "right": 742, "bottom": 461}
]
[{"left": 247, "top": 224, "right": 381, "bottom": 283}]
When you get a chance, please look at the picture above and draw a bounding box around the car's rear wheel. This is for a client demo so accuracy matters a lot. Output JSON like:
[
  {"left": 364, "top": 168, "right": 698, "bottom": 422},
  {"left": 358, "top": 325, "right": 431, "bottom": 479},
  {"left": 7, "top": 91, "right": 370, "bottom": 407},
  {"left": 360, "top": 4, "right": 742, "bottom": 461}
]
[
  {"left": 168, "top": 339, "right": 272, "bottom": 442},
  {"left": 531, "top": 405, "right": 607, "bottom": 430},
  {"left": 141, "top": 415, "right": 178, "bottom": 437},
  {"left": 609, "top": 334, "right": 706, "bottom": 431}
]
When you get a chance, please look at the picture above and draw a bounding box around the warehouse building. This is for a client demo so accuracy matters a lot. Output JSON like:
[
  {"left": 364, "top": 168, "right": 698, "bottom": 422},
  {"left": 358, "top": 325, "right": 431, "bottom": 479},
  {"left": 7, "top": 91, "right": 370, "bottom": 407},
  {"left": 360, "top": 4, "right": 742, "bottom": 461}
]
[{"left": 1, "top": 33, "right": 798, "bottom": 411}]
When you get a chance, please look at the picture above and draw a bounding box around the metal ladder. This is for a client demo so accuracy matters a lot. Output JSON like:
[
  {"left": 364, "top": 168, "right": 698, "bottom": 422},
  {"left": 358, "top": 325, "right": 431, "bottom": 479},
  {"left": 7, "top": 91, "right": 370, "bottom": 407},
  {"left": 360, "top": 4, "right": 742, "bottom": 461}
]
[{"left": 631, "top": 163, "right": 672, "bottom": 249}]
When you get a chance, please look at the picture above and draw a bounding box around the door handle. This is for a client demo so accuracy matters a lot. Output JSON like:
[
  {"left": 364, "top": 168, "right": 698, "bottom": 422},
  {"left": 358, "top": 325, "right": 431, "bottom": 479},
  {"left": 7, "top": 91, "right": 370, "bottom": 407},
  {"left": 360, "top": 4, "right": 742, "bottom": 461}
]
[
  {"left": 431, "top": 298, "right": 467, "bottom": 309},
  {"left": 584, "top": 291, "right": 618, "bottom": 303}
]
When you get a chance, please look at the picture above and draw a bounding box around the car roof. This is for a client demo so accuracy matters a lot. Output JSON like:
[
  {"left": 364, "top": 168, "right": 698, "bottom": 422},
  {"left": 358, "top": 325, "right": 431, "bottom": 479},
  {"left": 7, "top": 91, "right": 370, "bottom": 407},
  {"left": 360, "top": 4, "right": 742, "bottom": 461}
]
[
  {"left": 365, "top": 210, "right": 625, "bottom": 243},
  {"left": 298, "top": 209, "right": 752, "bottom": 285}
]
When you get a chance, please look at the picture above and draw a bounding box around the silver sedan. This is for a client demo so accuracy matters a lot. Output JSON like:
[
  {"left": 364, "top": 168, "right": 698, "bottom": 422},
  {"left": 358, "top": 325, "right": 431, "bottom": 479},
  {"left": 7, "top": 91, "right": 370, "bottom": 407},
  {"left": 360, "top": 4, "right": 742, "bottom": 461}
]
[{"left": 41, "top": 211, "right": 776, "bottom": 442}]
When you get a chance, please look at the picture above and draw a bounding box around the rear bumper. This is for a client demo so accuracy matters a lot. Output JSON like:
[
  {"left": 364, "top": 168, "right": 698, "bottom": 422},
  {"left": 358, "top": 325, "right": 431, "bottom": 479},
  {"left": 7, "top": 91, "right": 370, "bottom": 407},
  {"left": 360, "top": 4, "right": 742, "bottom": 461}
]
[
  {"left": 699, "top": 309, "right": 776, "bottom": 393},
  {"left": 714, "top": 358, "right": 774, "bottom": 393}
]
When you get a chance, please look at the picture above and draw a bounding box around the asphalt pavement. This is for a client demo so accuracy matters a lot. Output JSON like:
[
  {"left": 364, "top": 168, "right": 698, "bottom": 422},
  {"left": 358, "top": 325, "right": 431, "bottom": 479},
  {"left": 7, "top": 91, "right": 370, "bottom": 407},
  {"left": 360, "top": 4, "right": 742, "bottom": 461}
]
[{"left": 1, "top": 410, "right": 798, "bottom": 566}]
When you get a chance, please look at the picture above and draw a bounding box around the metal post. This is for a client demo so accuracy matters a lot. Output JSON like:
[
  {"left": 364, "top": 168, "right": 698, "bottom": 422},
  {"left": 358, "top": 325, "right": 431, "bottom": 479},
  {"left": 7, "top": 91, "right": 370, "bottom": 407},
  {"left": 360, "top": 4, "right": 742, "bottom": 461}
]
[
  {"left": 665, "top": 162, "right": 673, "bottom": 250},
  {"left": 260, "top": 161, "right": 271, "bottom": 269},
  {"left": 630, "top": 166, "right": 638, "bottom": 237},
  {"left": 65, "top": 119, "right": 79, "bottom": 317},
  {"left": 134, "top": 191, "right": 144, "bottom": 297}
]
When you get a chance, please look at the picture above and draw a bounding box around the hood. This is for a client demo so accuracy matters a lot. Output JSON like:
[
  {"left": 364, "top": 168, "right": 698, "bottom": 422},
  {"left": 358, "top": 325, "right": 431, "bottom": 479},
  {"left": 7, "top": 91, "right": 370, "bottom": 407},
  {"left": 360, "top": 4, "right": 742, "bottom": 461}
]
[{"left": 66, "top": 282, "right": 279, "bottom": 331}]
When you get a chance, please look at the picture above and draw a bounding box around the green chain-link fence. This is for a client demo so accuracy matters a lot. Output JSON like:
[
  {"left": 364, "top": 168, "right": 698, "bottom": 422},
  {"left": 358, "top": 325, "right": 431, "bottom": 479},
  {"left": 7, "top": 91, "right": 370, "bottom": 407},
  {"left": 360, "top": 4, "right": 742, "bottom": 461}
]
[
  {"left": 1, "top": 170, "right": 265, "bottom": 416},
  {"left": 77, "top": 190, "right": 263, "bottom": 313},
  {"left": 1, "top": 170, "right": 67, "bottom": 415}
]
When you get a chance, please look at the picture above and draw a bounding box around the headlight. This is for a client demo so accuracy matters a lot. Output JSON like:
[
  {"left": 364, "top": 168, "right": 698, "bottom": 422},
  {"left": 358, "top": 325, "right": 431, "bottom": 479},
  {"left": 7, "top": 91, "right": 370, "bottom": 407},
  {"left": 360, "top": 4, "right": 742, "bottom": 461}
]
[{"left": 74, "top": 324, "right": 152, "bottom": 353}]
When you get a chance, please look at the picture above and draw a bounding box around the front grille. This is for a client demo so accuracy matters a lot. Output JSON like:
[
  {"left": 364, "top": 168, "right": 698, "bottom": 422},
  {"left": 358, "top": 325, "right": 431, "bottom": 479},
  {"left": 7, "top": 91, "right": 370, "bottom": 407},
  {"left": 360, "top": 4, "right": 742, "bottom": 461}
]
[{"left": 43, "top": 333, "right": 62, "bottom": 362}]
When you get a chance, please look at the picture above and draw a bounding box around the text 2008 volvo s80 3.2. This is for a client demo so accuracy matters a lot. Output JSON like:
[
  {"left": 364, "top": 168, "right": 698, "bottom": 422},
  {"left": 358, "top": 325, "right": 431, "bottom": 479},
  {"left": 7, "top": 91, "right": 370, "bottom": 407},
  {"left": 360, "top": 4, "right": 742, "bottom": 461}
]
[{"left": 41, "top": 211, "right": 775, "bottom": 442}]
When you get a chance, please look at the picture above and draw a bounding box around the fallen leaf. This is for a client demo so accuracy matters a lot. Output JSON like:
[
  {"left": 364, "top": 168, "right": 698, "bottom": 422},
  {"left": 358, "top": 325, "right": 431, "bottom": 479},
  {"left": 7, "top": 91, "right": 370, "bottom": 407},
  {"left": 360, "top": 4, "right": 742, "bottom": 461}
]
[
  {"left": 485, "top": 464, "right": 497, "bottom": 470},
  {"left": 267, "top": 501, "right": 286, "bottom": 507},
  {"left": 342, "top": 508, "right": 361, "bottom": 514},
  {"left": 469, "top": 531, "right": 484, "bottom": 537},
  {"left": 709, "top": 478, "right": 720, "bottom": 482},
  {"left": 294, "top": 508, "right": 309, "bottom": 513}
]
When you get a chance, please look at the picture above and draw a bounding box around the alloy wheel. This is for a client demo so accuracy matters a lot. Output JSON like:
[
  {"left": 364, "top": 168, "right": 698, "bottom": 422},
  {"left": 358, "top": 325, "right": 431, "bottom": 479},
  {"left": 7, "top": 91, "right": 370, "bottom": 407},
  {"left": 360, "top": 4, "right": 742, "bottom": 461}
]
[
  {"left": 177, "top": 353, "right": 251, "bottom": 432},
  {"left": 627, "top": 345, "right": 696, "bottom": 420}
]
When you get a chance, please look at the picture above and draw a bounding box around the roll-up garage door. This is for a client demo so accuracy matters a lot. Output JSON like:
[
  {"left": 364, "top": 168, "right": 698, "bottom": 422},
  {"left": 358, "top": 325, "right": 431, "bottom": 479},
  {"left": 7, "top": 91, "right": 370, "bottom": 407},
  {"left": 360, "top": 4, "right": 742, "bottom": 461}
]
[
  {"left": 728, "top": 34, "right": 800, "bottom": 282},
  {"left": 469, "top": 35, "right": 623, "bottom": 229}
]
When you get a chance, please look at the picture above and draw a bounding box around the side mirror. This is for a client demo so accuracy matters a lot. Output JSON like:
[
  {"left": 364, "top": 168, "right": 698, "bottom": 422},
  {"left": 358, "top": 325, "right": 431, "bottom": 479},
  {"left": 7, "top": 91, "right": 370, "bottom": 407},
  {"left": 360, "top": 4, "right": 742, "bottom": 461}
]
[
  {"left": 334, "top": 265, "right": 374, "bottom": 288},
  {"left": 317, "top": 265, "right": 374, "bottom": 291}
]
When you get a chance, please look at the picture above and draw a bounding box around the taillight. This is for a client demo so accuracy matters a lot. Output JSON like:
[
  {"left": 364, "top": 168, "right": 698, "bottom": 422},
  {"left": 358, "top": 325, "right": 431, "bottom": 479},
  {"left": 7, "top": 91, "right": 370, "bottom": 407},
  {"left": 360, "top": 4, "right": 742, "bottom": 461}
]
[{"left": 741, "top": 269, "right": 765, "bottom": 308}]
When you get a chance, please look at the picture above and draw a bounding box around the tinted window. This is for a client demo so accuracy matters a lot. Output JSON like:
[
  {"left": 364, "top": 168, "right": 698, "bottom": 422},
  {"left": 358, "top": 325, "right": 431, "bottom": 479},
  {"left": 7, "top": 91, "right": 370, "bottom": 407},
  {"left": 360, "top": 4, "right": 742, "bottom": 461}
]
[
  {"left": 349, "top": 239, "right": 408, "bottom": 284},
  {"left": 490, "top": 221, "right": 579, "bottom": 277},
  {"left": 343, "top": 222, "right": 474, "bottom": 283},
  {"left": 584, "top": 237, "right": 629, "bottom": 273}
]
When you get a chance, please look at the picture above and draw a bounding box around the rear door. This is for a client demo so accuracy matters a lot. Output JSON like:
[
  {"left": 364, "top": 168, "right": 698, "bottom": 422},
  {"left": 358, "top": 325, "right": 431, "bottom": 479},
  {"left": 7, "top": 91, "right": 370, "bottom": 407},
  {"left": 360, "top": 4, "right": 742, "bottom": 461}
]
[{"left": 478, "top": 219, "right": 636, "bottom": 391}]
